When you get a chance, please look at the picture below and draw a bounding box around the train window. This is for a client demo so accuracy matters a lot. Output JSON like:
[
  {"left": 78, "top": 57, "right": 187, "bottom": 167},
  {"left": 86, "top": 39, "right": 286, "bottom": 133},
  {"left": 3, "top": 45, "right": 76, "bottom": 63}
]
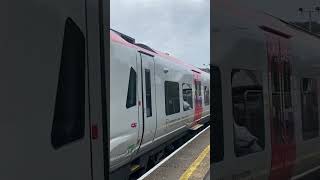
[
  {"left": 301, "top": 78, "right": 319, "bottom": 140},
  {"left": 182, "top": 83, "right": 193, "bottom": 111},
  {"left": 194, "top": 80, "right": 202, "bottom": 106},
  {"left": 51, "top": 18, "right": 85, "bottom": 149},
  {"left": 204, "top": 86, "right": 210, "bottom": 106},
  {"left": 231, "top": 69, "right": 265, "bottom": 157},
  {"left": 126, "top": 67, "right": 137, "bottom": 108},
  {"left": 165, "top": 81, "right": 180, "bottom": 115},
  {"left": 197, "top": 81, "right": 202, "bottom": 96},
  {"left": 270, "top": 58, "right": 294, "bottom": 144},
  {"left": 212, "top": 66, "right": 224, "bottom": 162},
  {"left": 145, "top": 69, "right": 152, "bottom": 117}
]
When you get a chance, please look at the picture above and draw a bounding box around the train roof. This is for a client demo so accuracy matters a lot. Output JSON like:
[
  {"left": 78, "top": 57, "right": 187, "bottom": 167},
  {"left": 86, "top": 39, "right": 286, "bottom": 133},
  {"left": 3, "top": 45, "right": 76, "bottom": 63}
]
[
  {"left": 110, "top": 29, "right": 209, "bottom": 76},
  {"left": 263, "top": 12, "right": 320, "bottom": 40},
  {"left": 214, "top": 1, "right": 320, "bottom": 41}
]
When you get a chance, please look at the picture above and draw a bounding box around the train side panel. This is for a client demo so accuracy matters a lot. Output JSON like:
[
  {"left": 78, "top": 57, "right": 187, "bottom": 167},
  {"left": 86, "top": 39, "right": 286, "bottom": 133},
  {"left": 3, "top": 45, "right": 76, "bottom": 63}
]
[
  {"left": 200, "top": 74, "right": 210, "bottom": 123},
  {"left": 0, "top": 0, "right": 94, "bottom": 180},
  {"left": 212, "top": 7, "right": 272, "bottom": 179},
  {"left": 135, "top": 52, "right": 158, "bottom": 152},
  {"left": 109, "top": 31, "right": 210, "bottom": 177},
  {"left": 154, "top": 56, "right": 194, "bottom": 139},
  {"left": 110, "top": 42, "right": 140, "bottom": 171},
  {"left": 213, "top": 1, "right": 320, "bottom": 179},
  {"left": 290, "top": 35, "right": 320, "bottom": 178}
]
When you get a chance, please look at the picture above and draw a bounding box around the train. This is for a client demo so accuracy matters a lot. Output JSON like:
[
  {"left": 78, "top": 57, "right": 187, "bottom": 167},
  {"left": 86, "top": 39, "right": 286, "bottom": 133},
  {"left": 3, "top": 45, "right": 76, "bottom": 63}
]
[
  {"left": 212, "top": 0, "right": 320, "bottom": 179},
  {"left": 1, "top": 0, "right": 112, "bottom": 179},
  {"left": 2, "top": 1, "right": 210, "bottom": 179},
  {"left": 110, "top": 29, "right": 210, "bottom": 179}
]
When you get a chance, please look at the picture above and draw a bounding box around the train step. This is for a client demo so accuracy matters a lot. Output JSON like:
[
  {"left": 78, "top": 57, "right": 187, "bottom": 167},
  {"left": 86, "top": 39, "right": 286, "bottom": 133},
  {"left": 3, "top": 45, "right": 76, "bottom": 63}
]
[{"left": 189, "top": 123, "right": 203, "bottom": 131}]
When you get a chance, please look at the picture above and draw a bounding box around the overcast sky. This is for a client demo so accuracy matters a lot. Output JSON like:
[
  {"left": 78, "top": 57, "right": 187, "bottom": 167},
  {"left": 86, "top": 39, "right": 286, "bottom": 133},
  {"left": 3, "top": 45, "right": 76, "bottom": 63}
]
[{"left": 111, "top": 0, "right": 210, "bottom": 68}]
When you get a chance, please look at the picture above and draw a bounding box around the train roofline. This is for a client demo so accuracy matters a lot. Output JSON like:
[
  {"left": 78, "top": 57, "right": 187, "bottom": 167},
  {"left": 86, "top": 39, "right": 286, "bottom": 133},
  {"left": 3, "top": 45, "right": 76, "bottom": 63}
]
[{"left": 110, "top": 29, "right": 209, "bottom": 75}]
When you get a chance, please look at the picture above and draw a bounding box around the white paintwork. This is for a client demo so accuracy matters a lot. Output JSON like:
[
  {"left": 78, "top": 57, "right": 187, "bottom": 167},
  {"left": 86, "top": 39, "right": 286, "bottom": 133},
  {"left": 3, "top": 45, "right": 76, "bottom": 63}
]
[
  {"left": 0, "top": 0, "right": 108, "bottom": 180},
  {"left": 110, "top": 31, "right": 210, "bottom": 173},
  {"left": 212, "top": 1, "right": 320, "bottom": 179},
  {"left": 139, "top": 53, "right": 157, "bottom": 149}
]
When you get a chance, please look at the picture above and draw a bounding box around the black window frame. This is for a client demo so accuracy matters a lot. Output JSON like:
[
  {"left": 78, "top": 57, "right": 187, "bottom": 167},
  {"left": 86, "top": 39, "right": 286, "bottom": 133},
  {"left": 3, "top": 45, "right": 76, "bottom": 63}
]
[
  {"left": 212, "top": 66, "right": 224, "bottom": 162},
  {"left": 204, "top": 86, "right": 210, "bottom": 106},
  {"left": 126, "top": 67, "right": 137, "bottom": 109},
  {"left": 145, "top": 69, "right": 152, "bottom": 117},
  {"left": 231, "top": 69, "right": 265, "bottom": 157},
  {"left": 182, "top": 83, "right": 193, "bottom": 111},
  {"left": 51, "top": 18, "right": 86, "bottom": 149},
  {"left": 165, "top": 81, "right": 181, "bottom": 115},
  {"left": 301, "top": 78, "right": 319, "bottom": 140}
]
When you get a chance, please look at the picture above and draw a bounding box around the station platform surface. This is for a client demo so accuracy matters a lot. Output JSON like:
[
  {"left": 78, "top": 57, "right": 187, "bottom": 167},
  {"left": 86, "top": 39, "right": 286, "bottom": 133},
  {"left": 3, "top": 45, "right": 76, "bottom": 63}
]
[{"left": 141, "top": 126, "right": 210, "bottom": 180}]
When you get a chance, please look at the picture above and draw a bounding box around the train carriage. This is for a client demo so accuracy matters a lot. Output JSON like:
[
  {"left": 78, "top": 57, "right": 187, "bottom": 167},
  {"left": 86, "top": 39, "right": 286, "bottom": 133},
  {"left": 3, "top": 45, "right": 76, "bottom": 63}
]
[
  {"left": 212, "top": 1, "right": 320, "bottom": 179},
  {"left": 110, "top": 30, "right": 210, "bottom": 179}
]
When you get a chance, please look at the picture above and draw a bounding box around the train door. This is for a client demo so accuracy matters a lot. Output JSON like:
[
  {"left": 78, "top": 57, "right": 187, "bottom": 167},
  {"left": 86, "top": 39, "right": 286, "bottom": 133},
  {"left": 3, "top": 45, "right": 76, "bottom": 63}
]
[
  {"left": 138, "top": 52, "right": 157, "bottom": 149},
  {"left": 193, "top": 71, "right": 203, "bottom": 125},
  {"left": 265, "top": 29, "right": 296, "bottom": 180},
  {"left": 1, "top": 1, "right": 101, "bottom": 179}
]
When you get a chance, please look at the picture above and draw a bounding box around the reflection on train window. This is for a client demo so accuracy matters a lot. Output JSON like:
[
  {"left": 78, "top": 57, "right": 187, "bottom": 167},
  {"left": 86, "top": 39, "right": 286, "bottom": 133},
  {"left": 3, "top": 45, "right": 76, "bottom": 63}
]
[
  {"left": 204, "top": 86, "right": 210, "bottom": 106},
  {"left": 301, "top": 78, "right": 319, "bottom": 140},
  {"left": 145, "top": 69, "right": 152, "bottom": 117},
  {"left": 270, "top": 58, "right": 294, "bottom": 144},
  {"left": 195, "top": 80, "right": 202, "bottom": 105},
  {"left": 182, "top": 83, "right": 193, "bottom": 111},
  {"left": 126, "top": 67, "right": 137, "bottom": 108},
  {"left": 196, "top": 81, "right": 202, "bottom": 96},
  {"left": 231, "top": 69, "right": 265, "bottom": 157},
  {"left": 165, "top": 81, "right": 180, "bottom": 115}
]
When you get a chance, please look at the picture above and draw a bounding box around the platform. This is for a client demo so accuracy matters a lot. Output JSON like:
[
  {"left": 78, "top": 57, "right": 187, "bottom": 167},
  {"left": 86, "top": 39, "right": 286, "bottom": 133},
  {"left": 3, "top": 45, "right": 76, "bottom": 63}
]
[{"left": 139, "top": 126, "right": 210, "bottom": 180}]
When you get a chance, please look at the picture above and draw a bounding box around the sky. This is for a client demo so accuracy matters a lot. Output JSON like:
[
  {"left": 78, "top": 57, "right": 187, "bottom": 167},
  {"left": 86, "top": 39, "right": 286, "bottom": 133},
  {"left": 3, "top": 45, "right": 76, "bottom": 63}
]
[{"left": 110, "top": 0, "right": 210, "bottom": 68}]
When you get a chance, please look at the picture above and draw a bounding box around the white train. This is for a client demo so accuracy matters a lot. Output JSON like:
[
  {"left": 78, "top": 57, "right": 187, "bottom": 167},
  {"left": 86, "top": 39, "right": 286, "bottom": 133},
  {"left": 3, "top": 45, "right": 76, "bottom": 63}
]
[
  {"left": 1, "top": 1, "right": 209, "bottom": 179},
  {"left": 110, "top": 29, "right": 210, "bottom": 178},
  {"left": 1, "top": 1, "right": 111, "bottom": 180},
  {"left": 212, "top": 1, "right": 320, "bottom": 179}
]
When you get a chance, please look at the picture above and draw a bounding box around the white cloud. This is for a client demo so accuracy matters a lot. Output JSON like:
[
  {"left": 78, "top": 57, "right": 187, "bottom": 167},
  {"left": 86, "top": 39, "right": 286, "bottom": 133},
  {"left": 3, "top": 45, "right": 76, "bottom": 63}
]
[{"left": 111, "top": 0, "right": 210, "bottom": 68}]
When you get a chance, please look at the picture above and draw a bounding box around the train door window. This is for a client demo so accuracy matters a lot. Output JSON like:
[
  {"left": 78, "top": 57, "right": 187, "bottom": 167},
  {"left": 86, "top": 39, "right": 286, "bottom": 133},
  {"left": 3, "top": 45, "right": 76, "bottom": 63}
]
[
  {"left": 198, "top": 82, "right": 202, "bottom": 96},
  {"left": 212, "top": 66, "right": 224, "bottom": 162},
  {"left": 194, "top": 81, "right": 198, "bottom": 97},
  {"left": 301, "top": 78, "right": 319, "bottom": 140},
  {"left": 199, "top": 83, "right": 202, "bottom": 104},
  {"left": 165, "top": 81, "right": 180, "bottom": 115},
  {"left": 126, "top": 67, "right": 137, "bottom": 108},
  {"left": 51, "top": 18, "right": 85, "bottom": 149},
  {"left": 182, "top": 83, "right": 193, "bottom": 111},
  {"left": 231, "top": 69, "right": 265, "bottom": 157},
  {"left": 194, "top": 80, "right": 202, "bottom": 105},
  {"left": 204, "top": 86, "right": 210, "bottom": 106},
  {"left": 145, "top": 69, "right": 152, "bottom": 117}
]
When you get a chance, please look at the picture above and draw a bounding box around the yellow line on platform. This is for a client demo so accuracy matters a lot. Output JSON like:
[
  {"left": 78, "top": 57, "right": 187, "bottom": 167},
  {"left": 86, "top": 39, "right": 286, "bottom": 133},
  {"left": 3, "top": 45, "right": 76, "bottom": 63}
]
[{"left": 179, "top": 145, "right": 210, "bottom": 180}]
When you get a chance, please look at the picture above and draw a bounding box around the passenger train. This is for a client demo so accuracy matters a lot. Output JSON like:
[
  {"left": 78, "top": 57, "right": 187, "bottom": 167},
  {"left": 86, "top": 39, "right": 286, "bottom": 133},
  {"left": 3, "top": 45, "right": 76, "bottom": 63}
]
[
  {"left": 110, "top": 30, "right": 210, "bottom": 179},
  {"left": 212, "top": 0, "right": 320, "bottom": 179},
  {"left": 3, "top": 1, "right": 210, "bottom": 179},
  {"left": 1, "top": 1, "right": 111, "bottom": 179}
]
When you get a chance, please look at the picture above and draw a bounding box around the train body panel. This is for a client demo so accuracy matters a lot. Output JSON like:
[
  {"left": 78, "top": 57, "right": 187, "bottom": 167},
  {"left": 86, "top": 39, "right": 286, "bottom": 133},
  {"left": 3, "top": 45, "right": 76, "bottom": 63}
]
[
  {"left": 110, "top": 41, "right": 141, "bottom": 170},
  {"left": 110, "top": 30, "right": 210, "bottom": 173},
  {"left": 0, "top": 0, "right": 110, "bottom": 180},
  {"left": 213, "top": 1, "right": 320, "bottom": 179}
]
